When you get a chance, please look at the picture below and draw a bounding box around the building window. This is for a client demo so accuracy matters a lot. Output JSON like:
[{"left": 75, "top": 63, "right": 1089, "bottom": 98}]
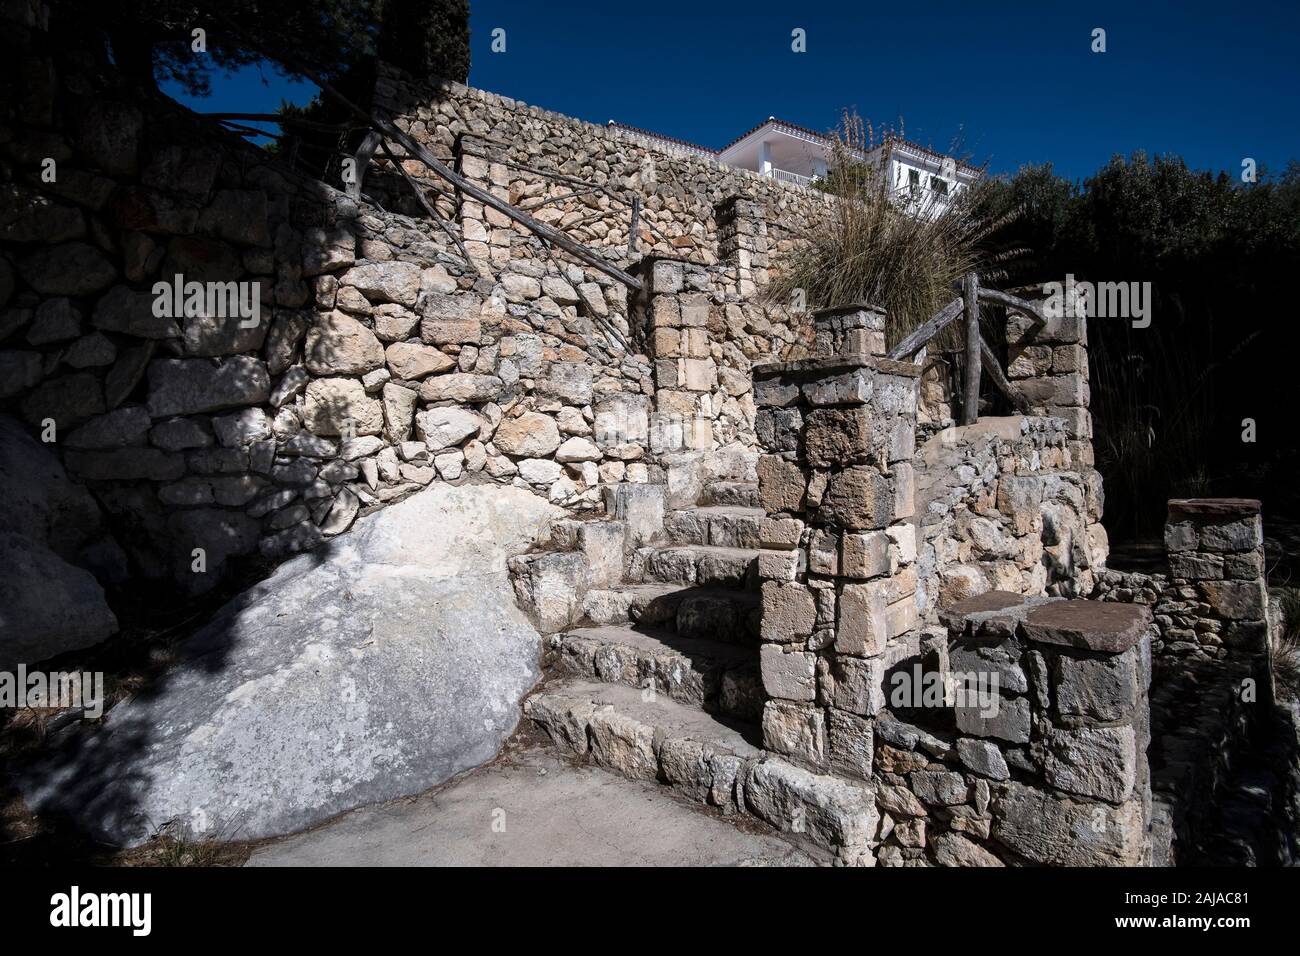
[
  {"left": 932, "top": 177, "right": 949, "bottom": 196},
  {"left": 908, "top": 168, "right": 920, "bottom": 197}
]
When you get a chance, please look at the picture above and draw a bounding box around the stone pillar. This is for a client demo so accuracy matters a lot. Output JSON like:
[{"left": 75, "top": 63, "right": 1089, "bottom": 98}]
[
  {"left": 642, "top": 256, "right": 716, "bottom": 454},
  {"left": 941, "top": 594, "right": 1154, "bottom": 866},
  {"left": 455, "top": 133, "right": 511, "bottom": 266},
  {"left": 715, "top": 196, "right": 769, "bottom": 296},
  {"left": 811, "top": 304, "right": 887, "bottom": 359},
  {"left": 1006, "top": 299, "right": 1091, "bottom": 464},
  {"left": 752, "top": 343, "right": 921, "bottom": 779},
  {"left": 1162, "top": 498, "right": 1267, "bottom": 677}
]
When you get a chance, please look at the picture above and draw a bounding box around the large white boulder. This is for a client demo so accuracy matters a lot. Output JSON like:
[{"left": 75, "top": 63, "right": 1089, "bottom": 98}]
[{"left": 20, "top": 481, "right": 562, "bottom": 846}]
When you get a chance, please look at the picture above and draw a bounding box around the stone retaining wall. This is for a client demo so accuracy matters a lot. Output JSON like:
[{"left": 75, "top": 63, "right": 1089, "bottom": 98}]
[
  {"left": 751, "top": 323, "right": 1154, "bottom": 865},
  {"left": 372, "top": 63, "right": 835, "bottom": 268},
  {"left": 1092, "top": 497, "right": 1272, "bottom": 863},
  {"left": 0, "top": 17, "right": 810, "bottom": 621}
]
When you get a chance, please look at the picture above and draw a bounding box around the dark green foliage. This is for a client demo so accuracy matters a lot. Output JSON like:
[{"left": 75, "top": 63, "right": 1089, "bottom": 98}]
[
  {"left": 978, "top": 155, "right": 1300, "bottom": 544},
  {"left": 50, "top": 0, "right": 383, "bottom": 94},
  {"left": 377, "top": 0, "right": 471, "bottom": 82},
  {"left": 49, "top": 0, "right": 471, "bottom": 94}
]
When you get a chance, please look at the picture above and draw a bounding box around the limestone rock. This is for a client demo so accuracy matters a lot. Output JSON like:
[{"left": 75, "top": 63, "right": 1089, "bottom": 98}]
[
  {"left": 145, "top": 356, "right": 270, "bottom": 417},
  {"left": 416, "top": 407, "right": 483, "bottom": 450},
  {"left": 339, "top": 261, "right": 421, "bottom": 307},
  {"left": 303, "top": 378, "right": 383, "bottom": 436},
  {"left": 19, "top": 483, "right": 562, "bottom": 845},
  {"left": 494, "top": 412, "right": 561, "bottom": 457},
  {"left": 385, "top": 342, "right": 454, "bottom": 380},
  {"left": 304, "top": 311, "right": 384, "bottom": 376},
  {"left": 19, "top": 242, "right": 116, "bottom": 296}
]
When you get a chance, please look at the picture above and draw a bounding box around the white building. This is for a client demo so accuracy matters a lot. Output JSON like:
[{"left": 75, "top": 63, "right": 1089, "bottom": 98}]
[{"left": 608, "top": 116, "right": 980, "bottom": 215}]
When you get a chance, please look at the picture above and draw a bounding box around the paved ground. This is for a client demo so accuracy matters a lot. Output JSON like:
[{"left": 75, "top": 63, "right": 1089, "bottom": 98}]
[{"left": 246, "top": 744, "right": 818, "bottom": 867}]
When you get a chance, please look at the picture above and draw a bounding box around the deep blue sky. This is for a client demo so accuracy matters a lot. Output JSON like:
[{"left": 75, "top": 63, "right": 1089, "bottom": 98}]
[{"left": 167, "top": 0, "right": 1300, "bottom": 182}]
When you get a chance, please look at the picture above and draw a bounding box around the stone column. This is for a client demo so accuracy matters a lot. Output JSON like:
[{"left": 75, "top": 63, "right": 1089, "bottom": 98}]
[
  {"left": 752, "top": 320, "right": 920, "bottom": 779},
  {"left": 1162, "top": 498, "right": 1268, "bottom": 677},
  {"left": 715, "top": 196, "right": 769, "bottom": 296},
  {"left": 810, "top": 304, "right": 887, "bottom": 359},
  {"left": 1006, "top": 300, "right": 1092, "bottom": 464},
  {"left": 642, "top": 256, "right": 716, "bottom": 454},
  {"left": 940, "top": 594, "right": 1154, "bottom": 866},
  {"left": 455, "top": 133, "right": 511, "bottom": 265}
]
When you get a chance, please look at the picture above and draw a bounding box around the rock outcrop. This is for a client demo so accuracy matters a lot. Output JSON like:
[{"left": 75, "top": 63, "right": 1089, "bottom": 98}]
[
  {"left": 0, "top": 415, "right": 119, "bottom": 668},
  {"left": 19, "top": 481, "right": 562, "bottom": 845}
]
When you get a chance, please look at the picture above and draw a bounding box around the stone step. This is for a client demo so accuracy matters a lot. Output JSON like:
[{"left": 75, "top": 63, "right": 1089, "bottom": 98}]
[
  {"left": 582, "top": 583, "right": 760, "bottom": 643},
  {"left": 664, "top": 506, "right": 764, "bottom": 549},
  {"left": 581, "top": 583, "right": 687, "bottom": 628},
  {"left": 638, "top": 545, "right": 761, "bottom": 589},
  {"left": 550, "top": 624, "right": 763, "bottom": 721},
  {"left": 699, "top": 480, "right": 760, "bottom": 509},
  {"left": 524, "top": 678, "right": 877, "bottom": 864}
]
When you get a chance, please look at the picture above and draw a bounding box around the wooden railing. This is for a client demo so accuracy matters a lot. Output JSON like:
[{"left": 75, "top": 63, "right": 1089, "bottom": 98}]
[{"left": 886, "top": 272, "right": 1047, "bottom": 423}]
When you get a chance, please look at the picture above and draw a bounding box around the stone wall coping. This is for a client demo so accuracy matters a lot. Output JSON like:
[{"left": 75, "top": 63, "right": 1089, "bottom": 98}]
[
  {"left": 1021, "top": 599, "right": 1152, "bottom": 654},
  {"left": 752, "top": 353, "right": 922, "bottom": 380},
  {"left": 939, "top": 591, "right": 1063, "bottom": 639},
  {"left": 379, "top": 64, "right": 838, "bottom": 206},
  {"left": 1167, "top": 498, "right": 1261, "bottom": 518},
  {"left": 811, "top": 303, "right": 886, "bottom": 319}
]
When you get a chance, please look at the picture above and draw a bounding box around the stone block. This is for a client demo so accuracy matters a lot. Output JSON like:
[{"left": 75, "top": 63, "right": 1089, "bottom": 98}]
[
  {"left": 761, "top": 700, "right": 826, "bottom": 766},
  {"left": 802, "top": 369, "right": 873, "bottom": 406},
  {"left": 819, "top": 654, "right": 887, "bottom": 717},
  {"left": 757, "top": 454, "right": 806, "bottom": 514},
  {"left": 761, "top": 580, "right": 816, "bottom": 643},
  {"left": 1200, "top": 579, "right": 1266, "bottom": 620},
  {"left": 744, "top": 759, "right": 877, "bottom": 861},
  {"left": 1041, "top": 726, "right": 1138, "bottom": 803},
  {"left": 840, "top": 531, "right": 889, "bottom": 579},
  {"left": 827, "top": 708, "right": 873, "bottom": 780},
  {"left": 992, "top": 782, "right": 1147, "bottom": 866},
  {"left": 1021, "top": 600, "right": 1151, "bottom": 654},
  {"left": 954, "top": 695, "right": 1030, "bottom": 744},
  {"left": 760, "top": 644, "right": 817, "bottom": 701},
  {"left": 804, "top": 407, "right": 872, "bottom": 468},
  {"left": 835, "top": 581, "right": 889, "bottom": 657},
  {"left": 1055, "top": 648, "right": 1140, "bottom": 722},
  {"left": 818, "top": 466, "right": 893, "bottom": 531}
]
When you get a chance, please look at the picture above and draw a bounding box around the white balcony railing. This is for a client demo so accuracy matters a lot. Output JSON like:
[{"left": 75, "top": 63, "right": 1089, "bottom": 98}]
[{"left": 766, "top": 167, "right": 814, "bottom": 187}]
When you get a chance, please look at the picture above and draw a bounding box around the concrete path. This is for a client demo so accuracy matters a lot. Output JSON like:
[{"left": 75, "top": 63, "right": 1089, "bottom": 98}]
[{"left": 246, "top": 744, "right": 818, "bottom": 867}]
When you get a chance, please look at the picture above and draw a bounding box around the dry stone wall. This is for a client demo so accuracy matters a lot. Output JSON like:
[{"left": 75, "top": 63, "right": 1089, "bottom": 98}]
[
  {"left": 372, "top": 63, "right": 835, "bottom": 268},
  {"left": 1092, "top": 497, "right": 1274, "bottom": 863},
  {"left": 750, "top": 316, "right": 1155, "bottom": 865},
  {"left": 0, "top": 23, "right": 675, "bottom": 610}
]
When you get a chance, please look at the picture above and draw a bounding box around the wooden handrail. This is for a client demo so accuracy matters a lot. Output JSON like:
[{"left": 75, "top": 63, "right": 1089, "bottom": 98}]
[
  {"left": 208, "top": 13, "right": 645, "bottom": 293},
  {"left": 886, "top": 296, "right": 962, "bottom": 360},
  {"left": 980, "top": 334, "right": 1031, "bottom": 413},
  {"left": 888, "top": 274, "right": 1035, "bottom": 418},
  {"left": 962, "top": 273, "right": 981, "bottom": 425},
  {"left": 976, "top": 286, "right": 1048, "bottom": 333}
]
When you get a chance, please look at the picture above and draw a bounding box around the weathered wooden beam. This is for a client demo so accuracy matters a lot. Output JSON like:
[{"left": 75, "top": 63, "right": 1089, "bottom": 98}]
[
  {"left": 629, "top": 195, "right": 640, "bottom": 254},
  {"left": 979, "top": 335, "right": 1032, "bottom": 413},
  {"left": 977, "top": 286, "right": 1047, "bottom": 332},
  {"left": 378, "top": 139, "right": 471, "bottom": 266},
  {"left": 962, "top": 272, "right": 981, "bottom": 425},
  {"left": 886, "top": 297, "right": 962, "bottom": 360},
  {"left": 346, "top": 130, "right": 381, "bottom": 201}
]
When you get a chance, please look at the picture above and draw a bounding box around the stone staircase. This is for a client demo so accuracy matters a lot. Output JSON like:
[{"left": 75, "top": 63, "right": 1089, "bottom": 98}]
[{"left": 511, "top": 475, "right": 879, "bottom": 865}]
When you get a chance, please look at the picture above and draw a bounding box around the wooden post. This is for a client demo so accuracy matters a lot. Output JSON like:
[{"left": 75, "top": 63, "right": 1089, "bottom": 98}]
[
  {"left": 962, "top": 272, "right": 981, "bottom": 425},
  {"left": 629, "top": 196, "right": 640, "bottom": 254}
]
